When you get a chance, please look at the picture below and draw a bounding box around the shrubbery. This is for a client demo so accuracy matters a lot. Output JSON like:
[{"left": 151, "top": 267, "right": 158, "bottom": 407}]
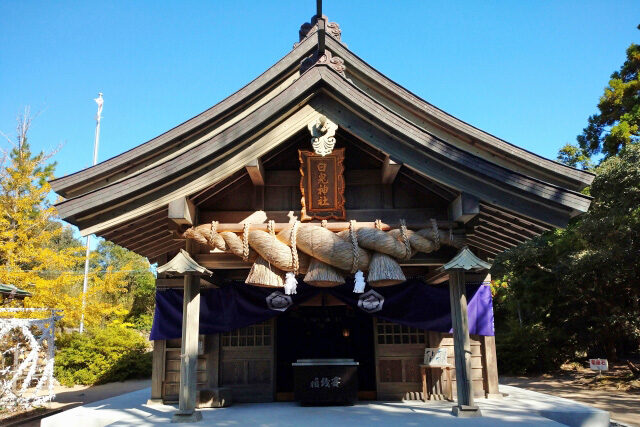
[{"left": 54, "top": 323, "right": 152, "bottom": 386}]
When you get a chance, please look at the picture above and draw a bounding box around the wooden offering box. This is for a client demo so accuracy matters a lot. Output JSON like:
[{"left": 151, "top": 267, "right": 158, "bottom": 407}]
[{"left": 292, "top": 359, "right": 359, "bottom": 405}]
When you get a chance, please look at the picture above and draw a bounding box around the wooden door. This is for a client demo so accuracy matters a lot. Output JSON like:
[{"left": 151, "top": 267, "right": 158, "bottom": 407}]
[{"left": 220, "top": 320, "right": 275, "bottom": 402}]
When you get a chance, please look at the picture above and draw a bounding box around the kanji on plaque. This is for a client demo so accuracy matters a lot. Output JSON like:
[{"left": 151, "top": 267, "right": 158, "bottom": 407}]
[{"left": 299, "top": 148, "right": 345, "bottom": 221}]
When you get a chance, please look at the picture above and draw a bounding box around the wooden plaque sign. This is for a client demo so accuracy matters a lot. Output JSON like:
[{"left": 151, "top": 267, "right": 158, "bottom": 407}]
[{"left": 299, "top": 148, "right": 345, "bottom": 221}]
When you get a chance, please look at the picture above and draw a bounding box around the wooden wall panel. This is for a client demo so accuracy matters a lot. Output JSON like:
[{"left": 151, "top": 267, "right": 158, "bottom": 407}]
[
  {"left": 219, "top": 320, "right": 275, "bottom": 402},
  {"left": 161, "top": 338, "right": 208, "bottom": 403}
]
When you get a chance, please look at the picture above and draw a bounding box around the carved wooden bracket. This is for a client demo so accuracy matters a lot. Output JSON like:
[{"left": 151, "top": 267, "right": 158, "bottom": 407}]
[{"left": 308, "top": 115, "right": 338, "bottom": 156}]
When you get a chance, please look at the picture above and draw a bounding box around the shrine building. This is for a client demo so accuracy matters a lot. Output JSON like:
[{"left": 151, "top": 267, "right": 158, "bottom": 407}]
[{"left": 50, "top": 6, "right": 594, "bottom": 421}]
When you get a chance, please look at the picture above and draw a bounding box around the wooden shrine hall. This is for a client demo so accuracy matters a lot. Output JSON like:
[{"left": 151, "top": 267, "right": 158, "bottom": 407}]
[{"left": 51, "top": 5, "right": 594, "bottom": 422}]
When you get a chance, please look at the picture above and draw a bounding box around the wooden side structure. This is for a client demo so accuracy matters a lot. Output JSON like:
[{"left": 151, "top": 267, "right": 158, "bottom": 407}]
[{"left": 51, "top": 7, "right": 592, "bottom": 420}]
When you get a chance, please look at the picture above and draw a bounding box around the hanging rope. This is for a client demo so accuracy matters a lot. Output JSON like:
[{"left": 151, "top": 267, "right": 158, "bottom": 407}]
[
  {"left": 321, "top": 219, "right": 328, "bottom": 228},
  {"left": 349, "top": 220, "right": 366, "bottom": 293},
  {"left": 374, "top": 219, "right": 382, "bottom": 230},
  {"left": 348, "top": 220, "right": 359, "bottom": 274},
  {"left": 399, "top": 219, "right": 412, "bottom": 260},
  {"left": 210, "top": 220, "right": 219, "bottom": 242},
  {"left": 267, "top": 220, "right": 275, "bottom": 236},
  {"left": 284, "top": 221, "right": 300, "bottom": 295},
  {"left": 290, "top": 221, "right": 300, "bottom": 274},
  {"left": 431, "top": 218, "right": 440, "bottom": 251},
  {"left": 242, "top": 223, "right": 250, "bottom": 262}
]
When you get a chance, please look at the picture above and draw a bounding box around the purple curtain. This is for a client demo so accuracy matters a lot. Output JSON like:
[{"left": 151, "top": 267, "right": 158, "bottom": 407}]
[{"left": 149, "top": 279, "right": 495, "bottom": 340}]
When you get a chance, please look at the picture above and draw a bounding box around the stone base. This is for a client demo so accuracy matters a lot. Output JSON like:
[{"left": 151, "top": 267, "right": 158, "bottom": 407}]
[
  {"left": 146, "top": 398, "right": 163, "bottom": 406},
  {"left": 171, "top": 410, "right": 203, "bottom": 423},
  {"left": 197, "top": 387, "right": 232, "bottom": 408},
  {"left": 452, "top": 405, "right": 482, "bottom": 417}
]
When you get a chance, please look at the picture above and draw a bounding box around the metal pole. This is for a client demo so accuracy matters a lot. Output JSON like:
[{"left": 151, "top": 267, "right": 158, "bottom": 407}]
[{"left": 79, "top": 93, "right": 103, "bottom": 333}]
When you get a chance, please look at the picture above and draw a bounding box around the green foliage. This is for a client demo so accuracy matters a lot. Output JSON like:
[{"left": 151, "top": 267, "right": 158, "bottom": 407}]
[
  {"left": 54, "top": 323, "right": 152, "bottom": 386},
  {"left": 93, "top": 240, "right": 156, "bottom": 331},
  {"left": 496, "top": 321, "right": 568, "bottom": 375},
  {"left": 557, "top": 143, "right": 593, "bottom": 170},
  {"left": 492, "top": 145, "right": 640, "bottom": 372},
  {"left": 576, "top": 26, "right": 640, "bottom": 158}
]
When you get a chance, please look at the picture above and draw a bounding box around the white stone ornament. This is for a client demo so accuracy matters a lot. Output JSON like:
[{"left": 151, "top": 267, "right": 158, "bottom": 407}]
[{"left": 308, "top": 115, "right": 338, "bottom": 156}]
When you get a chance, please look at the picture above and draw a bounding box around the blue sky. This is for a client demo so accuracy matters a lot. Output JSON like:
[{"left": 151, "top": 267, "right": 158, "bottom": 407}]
[{"left": 1, "top": 1, "right": 639, "bottom": 180}]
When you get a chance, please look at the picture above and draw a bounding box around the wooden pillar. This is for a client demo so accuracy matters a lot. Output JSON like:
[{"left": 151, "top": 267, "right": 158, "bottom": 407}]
[
  {"left": 148, "top": 339, "right": 166, "bottom": 404},
  {"left": 172, "top": 244, "right": 202, "bottom": 423},
  {"left": 482, "top": 335, "right": 501, "bottom": 398},
  {"left": 449, "top": 270, "right": 481, "bottom": 417},
  {"left": 149, "top": 256, "right": 167, "bottom": 405}
]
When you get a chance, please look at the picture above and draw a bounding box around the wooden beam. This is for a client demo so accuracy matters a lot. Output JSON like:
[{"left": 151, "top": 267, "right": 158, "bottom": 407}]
[
  {"left": 423, "top": 269, "right": 448, "bottom": 285},
  {"left": 474, "top": 225, "right": 524, "bottom": 246},
  {"left": 245, "top": 158, "right": 265, "bottom": 187},
  {"left": 464, "top": 237, "right": 502, "bottom": 256},
  {"left": 146, "top": 241, "right": 185, "bottom": 260},
  {"left": 194, "top": 252, "right": 449, "bottom": 269},
  {"left": 198, "top": 209, "right": 449, "bottom": 230},
  {"left": 477, "top": 220, "right": 534, "bottom": 243},
  {"left": 449, "top": 193, "right": 479, "bottom": 224},
  {"left": 478, "top": 213, "right": 539, "bottom": 239},
  {"left": 470, "top": 228, "right": 520, "bottom": 248},
  {"left": 100, "top": 209, "right": 167, "bottom": 240},
  {"left": 168, "top": 197, "right": 196, "bottom": 226},
  {"left": 107, "top": 217, "right": 168, "bottom": 245},
  {"left": 156, "top": 277, "right": 214, "bottom": 288},
  {"left": 479, "top": 204, "right": 551, "bottom": 233},
  {"left": 448, "top": 269, "right": 481, "bottom": 416},
  {"left": 130, "top": 235, "right": 176, "bottom": 255},
  {"left": 381, "top": 155, "right": 401, "bottom": 185},
  {"left": 477, "top": 215, "right": 538, "bottom": 239},
  {"left": 117, "top": 227, "right": 170, "bottom": 249}
]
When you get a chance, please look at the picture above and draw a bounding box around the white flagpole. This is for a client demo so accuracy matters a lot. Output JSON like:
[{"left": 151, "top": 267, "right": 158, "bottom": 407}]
[{"left": 79, "top": 93, "right": 103, "bottom": 333}]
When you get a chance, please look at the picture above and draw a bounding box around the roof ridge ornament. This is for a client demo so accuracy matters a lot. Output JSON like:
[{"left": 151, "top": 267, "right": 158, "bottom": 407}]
[
  {"left": 300, "top": 50, "right": 347, "bottom": 78},
  {"left": 297, "top": 14, "right": 342, "bottom": 44}
]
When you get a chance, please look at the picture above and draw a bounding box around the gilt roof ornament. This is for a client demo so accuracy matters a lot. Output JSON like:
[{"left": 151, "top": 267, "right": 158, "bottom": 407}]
[{"left": 308, "top": 115, "right": 338, "bottom": 156}]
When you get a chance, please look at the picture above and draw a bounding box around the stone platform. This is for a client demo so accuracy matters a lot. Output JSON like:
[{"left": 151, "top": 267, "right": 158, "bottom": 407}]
[{"left": 40, "top": 385, "right": 609, "bottom": 427}]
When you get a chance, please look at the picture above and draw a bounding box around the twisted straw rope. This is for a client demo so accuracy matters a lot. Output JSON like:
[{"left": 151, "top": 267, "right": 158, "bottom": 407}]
[
  {"left": 399, "top": 219, "right": 412, "bottom": 260},
  {"left": 290, "top": 221, "right": 300, "bottom": 274},
  {"left": 268, "top": 220, "right": 275, "bottom": 236},
  {"left": 242, "top": 223, "right": 250, "bottom": 262},
  {"left": 210, "top": 220, "right": 219, "bottom": 241},
  {"left": 349, "top": 220, "right": 359, "bottom": 274},
  {"left": 183, "top": 219, "right": 457, "bottom": 273},
  {"left": 431, "top": 218, "right": 440, "bottom": 251}
]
